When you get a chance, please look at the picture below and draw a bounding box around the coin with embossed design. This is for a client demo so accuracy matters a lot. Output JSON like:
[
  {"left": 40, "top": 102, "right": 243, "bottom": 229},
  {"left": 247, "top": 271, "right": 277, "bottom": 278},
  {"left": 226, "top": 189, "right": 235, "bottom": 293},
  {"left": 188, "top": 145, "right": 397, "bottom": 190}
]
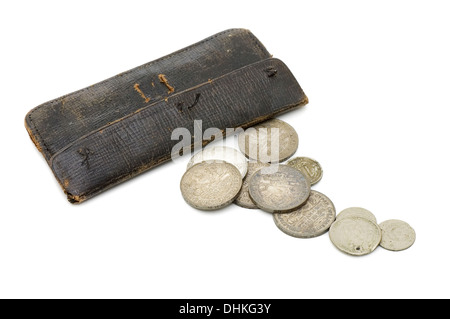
[
  {"left": 187, "top": 146, "right": 248, "bottom": 178},
  {"left": 180, "top": 162, "right": 242, "bottom": 211},
  {"left": 238, "top": 118, "right": 298, "bottom": 163},
  {"left": 273, "top": 190, "right": 336, "bottom": 238},
  {"left": 287, "top": 157, "right": 323, "bottom": 185},
  {"left": 234, "top": 161, "right": 271, "bottom": 209},
  {"left": 329, "top": 217, "right": 382, "bottom": 256},
  {"left": 248, "top": 165, "right": 310, "bottom": 213},
  {"left": 379, "top": 219, "right": 416, "bottom": 251},
  {"left": 336, "top": 207, "right": 377, "bottom": 224}
]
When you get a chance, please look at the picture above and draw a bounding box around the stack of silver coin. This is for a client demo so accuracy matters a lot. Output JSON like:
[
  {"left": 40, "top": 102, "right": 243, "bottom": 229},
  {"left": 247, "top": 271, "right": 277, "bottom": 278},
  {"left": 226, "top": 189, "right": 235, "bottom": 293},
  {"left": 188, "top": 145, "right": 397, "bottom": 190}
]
[{"left": 180, "top": 118, "right": 415, "bottom": 255}]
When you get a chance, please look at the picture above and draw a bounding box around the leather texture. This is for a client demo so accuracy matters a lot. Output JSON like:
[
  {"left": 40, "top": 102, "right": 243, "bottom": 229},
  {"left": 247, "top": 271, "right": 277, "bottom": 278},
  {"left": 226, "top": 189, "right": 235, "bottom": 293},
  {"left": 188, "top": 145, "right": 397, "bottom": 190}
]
[
  {"left": 25, "top": 29, "right": 308, "bottom": 203},
  {"left": 25, "top": 29, "right": 270, "bottom": 162}
]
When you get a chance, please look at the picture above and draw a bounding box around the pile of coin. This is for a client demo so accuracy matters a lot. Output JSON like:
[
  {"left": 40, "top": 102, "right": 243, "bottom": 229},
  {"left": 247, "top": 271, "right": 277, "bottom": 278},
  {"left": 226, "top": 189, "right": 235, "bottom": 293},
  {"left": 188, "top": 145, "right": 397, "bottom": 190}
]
[{"left": 179, "top": 118, "right": 415, "bottom": 256}]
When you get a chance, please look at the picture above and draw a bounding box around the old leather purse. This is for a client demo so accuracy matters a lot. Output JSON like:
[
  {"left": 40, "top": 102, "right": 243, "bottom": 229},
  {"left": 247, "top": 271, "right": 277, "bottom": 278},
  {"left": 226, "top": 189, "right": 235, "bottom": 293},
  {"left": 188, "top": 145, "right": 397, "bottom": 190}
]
[{"left": 25, "top": 28, "right": 308, "bottom": 203}]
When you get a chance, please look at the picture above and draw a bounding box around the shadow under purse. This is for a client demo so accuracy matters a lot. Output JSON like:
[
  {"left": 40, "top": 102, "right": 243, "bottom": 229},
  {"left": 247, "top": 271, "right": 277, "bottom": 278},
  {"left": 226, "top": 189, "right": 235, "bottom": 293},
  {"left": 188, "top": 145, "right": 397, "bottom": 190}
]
[{"left": 25, "top": 29, "right": 308, "bottom": 203}]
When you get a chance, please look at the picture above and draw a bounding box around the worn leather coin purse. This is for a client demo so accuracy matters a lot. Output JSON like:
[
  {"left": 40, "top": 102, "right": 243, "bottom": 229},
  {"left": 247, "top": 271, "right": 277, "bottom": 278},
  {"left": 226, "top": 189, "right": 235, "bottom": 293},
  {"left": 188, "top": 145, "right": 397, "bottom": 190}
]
[{"left": 25, "top": 29, "right": 308, "bottom": 203}]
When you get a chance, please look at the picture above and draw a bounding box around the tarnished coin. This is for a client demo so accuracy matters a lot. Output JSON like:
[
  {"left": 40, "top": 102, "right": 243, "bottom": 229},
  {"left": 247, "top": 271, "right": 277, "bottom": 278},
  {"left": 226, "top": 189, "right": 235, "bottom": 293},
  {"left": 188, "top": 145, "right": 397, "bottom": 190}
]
[
  {"left": 248, "top": 165, "right": 311, "bottom": 213},
  {"left": 234, "top": 161, "right": 270, "bottom": 209},
  {"left": 329, "top": 217, "right": 382, "bottom": 256},
  {"left": 273, "top": 191, "right": 336, "bottom": 238},
  {"left": 187, "top": 146, "right": 248, "bottom": 178},
  {"left": 238, "top": 118, "right": 298, "bottom": 163},
  {"left": 287, "top": 157, "right": 323, "bottom": 185},
  {"left": 336, "top": 207, "right": 377, "bottom": 224},
  {"left": 379, "top": 219, "right": 416, "bottom": 251},
  {"left": 180, "top": 162, "right": 242, "bottom": 210}
]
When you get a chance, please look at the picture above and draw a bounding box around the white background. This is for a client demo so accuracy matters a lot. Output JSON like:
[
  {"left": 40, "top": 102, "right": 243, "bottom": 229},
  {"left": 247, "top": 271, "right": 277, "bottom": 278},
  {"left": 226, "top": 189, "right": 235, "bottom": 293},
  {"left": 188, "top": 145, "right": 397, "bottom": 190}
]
[{"left": 1, "top": 0, "right": 449, "bottom": 299}]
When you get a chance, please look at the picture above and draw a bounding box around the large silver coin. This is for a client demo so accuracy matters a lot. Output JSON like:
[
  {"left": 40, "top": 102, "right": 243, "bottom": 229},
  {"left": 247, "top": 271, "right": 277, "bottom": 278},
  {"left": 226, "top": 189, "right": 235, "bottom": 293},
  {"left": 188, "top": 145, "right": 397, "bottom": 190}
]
[
  {"left": 238, "top": 118, "right": 298, "bottom": 163},
  {"left": 234, "top": 161, "right": 270, "bottom": 209},
  {"left": 379, "top": 219, "right": 416, "bottom": 251},
  {"left": 248, "top": 165, "right": 310, "bottom": 213},
  {"left": 336, "top": 207, "right": 377, "bottom": 224},
  {"left": 273, "top": 190, "right": 336, "bottom": 238},
  {"left": 286, "top": 157, "right": 323, "bottom": 185},
  {"left": 187, "top": 146, "right": 248, "bottom": 178},
  {"left": 329, "top": 217, "right": 382, "bottom": 256},
  {"left": 180, "top": 162, "right": 242, "bottom": 211}
]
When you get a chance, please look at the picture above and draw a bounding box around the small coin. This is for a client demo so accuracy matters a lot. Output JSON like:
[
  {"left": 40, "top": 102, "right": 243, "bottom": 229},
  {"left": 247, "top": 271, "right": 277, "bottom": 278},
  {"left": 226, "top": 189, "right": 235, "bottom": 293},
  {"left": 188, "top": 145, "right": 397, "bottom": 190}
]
[
  {"left": 273, "top": 190, "right": 336, "bottom": 238},
  {"left": 248, "top": 165, "right": 311, "bottom": 213},
  {"left": 336, "top": 207, "right": 377, "bottom": 224},
  {"left": 329, "top": 217, "right": 382, "bottom": 256},
  {"left": 234, "top": 161, "right": 271, "bottom": 209},
  {"left": 187, "top": 146, "right": 248, "bottom": 178},
  {"left": 379, "top": 219, "right": 416, "bottom": 251},
  {"left": 286, "top": 157, "right": 323, "bottom": 185},
  {"left": 180, "top": 162, "right": 242, "bottom": 210},
  {"left": 238, "top": 118, "right": 298, "bottom": 163}
]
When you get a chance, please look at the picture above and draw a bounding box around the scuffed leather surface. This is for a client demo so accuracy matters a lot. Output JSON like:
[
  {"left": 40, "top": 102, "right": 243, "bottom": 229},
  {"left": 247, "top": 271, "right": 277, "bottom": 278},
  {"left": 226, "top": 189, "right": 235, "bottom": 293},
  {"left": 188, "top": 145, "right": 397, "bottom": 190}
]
[{"left": 25, "top": 29, "right": 270, "bottom": 162}]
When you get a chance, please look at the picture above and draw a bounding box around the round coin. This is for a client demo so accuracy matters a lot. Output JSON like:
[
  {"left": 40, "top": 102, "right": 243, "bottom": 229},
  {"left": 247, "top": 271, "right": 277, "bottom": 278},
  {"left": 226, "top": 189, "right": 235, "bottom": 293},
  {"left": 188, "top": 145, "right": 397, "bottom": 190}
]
[
  {"left": 336, "top": 207, "right": 377, "bottom": 224},
  {"left": 248, "top": 165, "right": 311, "bottom": 213},
  {"left": 234, "top": 161, "right": 271, "bottom": 209},
  {"left": 286, "top": 157, "right": 323, "bottom": 185},
  {"left": 273, "top": 190, "right": 336, "bottom": 238},
  {"left": 329, "top": 217, "right": 382, "bottom": 256},
  {"left": 187, "top": 146, "right": 248, "bottom": 178},
  {"left": 238, "top": 118, "right": 298, "bottom": 163},
  {"left": 180, "top": 162, "right": 243, "bottom": 210},
  {"left": 379, "top": 219, "right": 416, "bottom": 251}
]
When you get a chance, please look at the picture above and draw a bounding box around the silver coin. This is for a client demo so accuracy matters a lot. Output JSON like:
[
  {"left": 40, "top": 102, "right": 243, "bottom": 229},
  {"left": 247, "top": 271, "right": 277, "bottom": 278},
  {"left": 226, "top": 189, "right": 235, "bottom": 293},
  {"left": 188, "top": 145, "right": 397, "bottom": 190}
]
[
  {"left": 286, "top": 157, "right": 323, "bottom": 185},
  {"left": 273, "top": 190, "right": 336, "bottom": 238},
  {"left": 329, "top": 217, "right": 382, "bottom": 256},
  {"left": 180, "top": 162, "right": 242, "bottom": 210},
  {"left": 379, "top": 219, "right": 416, "bottom": 251},
  {"left": 187, "top": 146, "right": 248, "bottom": 178},
  {"left": 248, "top": 165, "right": 311, "bottom": 213},
  {"left": 234, "top": 161, "right": 271, "bottom": 209},
  {"left": 238, "top": 118, "right": 298, "bottom": 163},
  {"left": 336, "top": 207, "right": 377, "bottom": 224}
]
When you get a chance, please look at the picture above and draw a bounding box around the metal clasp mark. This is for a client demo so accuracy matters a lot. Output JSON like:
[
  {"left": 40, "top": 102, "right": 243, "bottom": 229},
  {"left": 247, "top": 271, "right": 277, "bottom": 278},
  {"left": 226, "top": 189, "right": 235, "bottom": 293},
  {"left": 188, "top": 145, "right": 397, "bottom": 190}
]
[
  {"left": 189, "top": 93, "right": 201, "bottom": 109},
  {"left": 176, "top": 93, "right": 201, "bottom": 113},
  {"left": 158, "top": 74, "right": 175, "bottom": 94},
  {"left": 133, "top": 74, "right": 175, "bottom": 104},
  {"left": 133, "top": 83, "right": 151, "bottom": 103},
  {"left": 78, "top": 147, "right": 93, "bottom": 169},
  {"left": 264, "top": 67, "right": 278, "bottom": 77}
]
